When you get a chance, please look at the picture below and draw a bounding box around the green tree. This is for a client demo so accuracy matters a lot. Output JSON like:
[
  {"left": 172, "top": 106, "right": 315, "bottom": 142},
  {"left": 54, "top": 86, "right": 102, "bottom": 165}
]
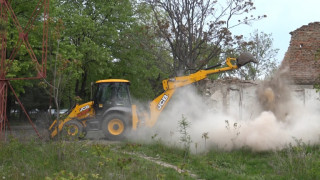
[
  {"left": 4, "top": 0, "right": 50, "bottom": 118},
  {"left": 38, "top": 7, "right": 84, "bottom": 141},
  {"left": 111, "top": 2, "right": 171, "bottom": 100},
  {"left": 54, "top": 0, "right": 117, "bottom": 100},
  {"left": 6, "top": 0, "right": 174, "bottom": 116},
  {"left": 234, "top": 30, "right": 279, "bottom": 80},
  {"left": 144, "top": 0, "right": 266, "bottom": 76}
]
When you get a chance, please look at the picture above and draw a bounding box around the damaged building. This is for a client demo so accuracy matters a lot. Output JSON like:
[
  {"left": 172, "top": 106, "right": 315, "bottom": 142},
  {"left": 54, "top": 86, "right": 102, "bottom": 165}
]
[
  {"left": 201, "top": 22, "right": 320, "bottom": 120},
  {"left": 282, "top": 22, "right": 320, "bottom": 85}
]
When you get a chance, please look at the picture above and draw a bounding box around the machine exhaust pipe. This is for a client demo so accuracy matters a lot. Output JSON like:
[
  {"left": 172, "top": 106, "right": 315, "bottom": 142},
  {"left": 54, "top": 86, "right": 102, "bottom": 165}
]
[{"left": 236, "top": 52, "right": 257, "bottom": 67}]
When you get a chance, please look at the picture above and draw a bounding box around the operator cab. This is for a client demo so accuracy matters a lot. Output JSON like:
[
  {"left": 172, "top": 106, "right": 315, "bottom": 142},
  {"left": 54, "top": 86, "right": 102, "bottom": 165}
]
[{"left": 93, "top": 79, "right": 132, "bottom": 117}]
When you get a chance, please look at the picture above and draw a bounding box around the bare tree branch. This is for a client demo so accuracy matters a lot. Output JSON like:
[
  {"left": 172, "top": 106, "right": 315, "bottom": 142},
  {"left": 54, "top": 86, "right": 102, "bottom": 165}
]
[{"left": 144, "top": 0, "right": 265, "bottom": 75}]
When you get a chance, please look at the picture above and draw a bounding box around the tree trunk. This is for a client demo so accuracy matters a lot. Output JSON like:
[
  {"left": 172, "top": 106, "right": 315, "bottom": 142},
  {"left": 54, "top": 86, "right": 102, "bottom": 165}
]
[{"left": 80, "top": 68, "right": 88, "bottom": 99}]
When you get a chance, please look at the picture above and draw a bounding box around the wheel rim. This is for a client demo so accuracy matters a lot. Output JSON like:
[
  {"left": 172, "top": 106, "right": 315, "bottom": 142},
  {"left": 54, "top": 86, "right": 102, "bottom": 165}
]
[
  {"left": 67, "top": 124, "right": 79, "bottom": 136},
  {"left": 108, "top": 119, "right": 124, "bottom": 136}
]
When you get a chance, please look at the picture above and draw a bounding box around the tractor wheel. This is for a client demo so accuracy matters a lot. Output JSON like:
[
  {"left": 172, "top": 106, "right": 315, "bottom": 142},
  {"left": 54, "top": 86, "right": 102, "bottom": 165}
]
[
  {"left": 62, "top": 120, "right": 86, "bottom": 140},
  {"left": 102, "top": 113, "right": 128, "bottom": 140}
]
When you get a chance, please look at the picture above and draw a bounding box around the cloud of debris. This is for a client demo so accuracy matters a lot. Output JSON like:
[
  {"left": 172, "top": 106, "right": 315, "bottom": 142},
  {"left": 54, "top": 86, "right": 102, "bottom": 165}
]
[{"left": 129, "top": 69, "right": 320, "bottom": 152}]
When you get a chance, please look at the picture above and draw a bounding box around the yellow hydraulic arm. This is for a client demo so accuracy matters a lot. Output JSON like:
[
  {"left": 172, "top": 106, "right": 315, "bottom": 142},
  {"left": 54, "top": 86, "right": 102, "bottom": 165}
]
[{"left": 133, "top": 53, "right": 256, "bottom": 128}]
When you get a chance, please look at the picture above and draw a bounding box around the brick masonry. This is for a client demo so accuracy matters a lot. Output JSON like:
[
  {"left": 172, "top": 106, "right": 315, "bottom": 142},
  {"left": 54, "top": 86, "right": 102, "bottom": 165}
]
[{"left": 281, "top": 22, "right": 320, "bottom": 85}]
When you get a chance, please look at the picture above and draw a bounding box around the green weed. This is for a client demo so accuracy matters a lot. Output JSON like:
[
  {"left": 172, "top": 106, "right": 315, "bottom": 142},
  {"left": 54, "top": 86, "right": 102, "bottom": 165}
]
[{"left": 178, "top": 114, "right": 192, "bottom": 161}]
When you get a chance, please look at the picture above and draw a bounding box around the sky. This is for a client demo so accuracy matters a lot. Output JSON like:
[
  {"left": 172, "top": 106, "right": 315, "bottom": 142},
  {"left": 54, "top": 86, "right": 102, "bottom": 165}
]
[{"left": 230, "top": 0, "right": 320, "bottom": 63}]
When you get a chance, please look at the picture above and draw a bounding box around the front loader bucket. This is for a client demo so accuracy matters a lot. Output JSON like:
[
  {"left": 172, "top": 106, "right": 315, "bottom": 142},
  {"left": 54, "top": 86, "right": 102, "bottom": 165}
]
[{"left": 236, "top": 52, "right": 257, "bottom": 67}]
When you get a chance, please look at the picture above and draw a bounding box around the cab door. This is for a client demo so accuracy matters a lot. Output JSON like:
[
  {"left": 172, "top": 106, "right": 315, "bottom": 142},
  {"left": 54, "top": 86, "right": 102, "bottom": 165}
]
[{"left": 93, "top": 82, "right": 131, "bottom": 117}]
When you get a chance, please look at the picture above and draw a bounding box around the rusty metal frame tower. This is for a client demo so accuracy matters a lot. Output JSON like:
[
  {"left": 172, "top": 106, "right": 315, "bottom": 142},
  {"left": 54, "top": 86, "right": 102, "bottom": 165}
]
[{"left": 0, "top": 0, "right": 49, "bottom": 140}]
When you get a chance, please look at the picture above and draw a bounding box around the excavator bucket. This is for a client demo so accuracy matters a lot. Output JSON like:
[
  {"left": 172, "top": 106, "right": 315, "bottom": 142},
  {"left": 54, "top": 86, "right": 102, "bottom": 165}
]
[{"left": 236, "top": 52, "right": 257, "bottom": 67}]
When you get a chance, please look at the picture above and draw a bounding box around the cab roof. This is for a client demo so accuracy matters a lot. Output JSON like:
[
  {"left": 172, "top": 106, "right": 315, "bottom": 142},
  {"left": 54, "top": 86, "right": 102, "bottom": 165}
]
[{"left": 95, "top": 79, "right": 130, "bottom": 84}]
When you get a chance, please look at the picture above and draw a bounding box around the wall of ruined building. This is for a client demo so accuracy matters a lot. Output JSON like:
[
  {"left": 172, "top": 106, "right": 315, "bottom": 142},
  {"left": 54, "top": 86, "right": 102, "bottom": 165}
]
[
  {"left": 201, "top": 79, "right": 320, "bottom": 120},
  {"left": 282, "top": 22, "right": 320, "bottom": 85}
]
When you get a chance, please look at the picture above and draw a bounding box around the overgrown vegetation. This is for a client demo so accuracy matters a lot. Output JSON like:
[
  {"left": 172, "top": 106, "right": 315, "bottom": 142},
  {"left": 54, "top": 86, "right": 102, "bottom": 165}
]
[
  {"left": 0, "top": 136, "right": 319, "bottom": 179},
  {"left": 6, "top": 0, "right": 277, "bottom": 116},
  {"left": 0, "top": 137, "right": 184, "bottom": 179}
]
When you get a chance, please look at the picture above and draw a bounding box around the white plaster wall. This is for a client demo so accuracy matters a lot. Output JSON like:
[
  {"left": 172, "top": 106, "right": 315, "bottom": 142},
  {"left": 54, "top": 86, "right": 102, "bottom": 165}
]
[{"left": 202, "top": 79, "right": 320, "bottom": 118}]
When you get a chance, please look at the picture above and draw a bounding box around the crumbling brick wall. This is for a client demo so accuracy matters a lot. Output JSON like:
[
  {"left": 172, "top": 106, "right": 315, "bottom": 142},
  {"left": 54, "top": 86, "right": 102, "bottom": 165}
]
[{"left": 281, "top": 22, "right": 320, "bottom": 85}]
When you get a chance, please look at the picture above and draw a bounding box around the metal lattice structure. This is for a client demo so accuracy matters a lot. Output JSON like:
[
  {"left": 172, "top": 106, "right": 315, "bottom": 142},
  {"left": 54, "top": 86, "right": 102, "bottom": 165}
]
[{"left": 0, "top": 0, "right": 49, "bottom": 140}]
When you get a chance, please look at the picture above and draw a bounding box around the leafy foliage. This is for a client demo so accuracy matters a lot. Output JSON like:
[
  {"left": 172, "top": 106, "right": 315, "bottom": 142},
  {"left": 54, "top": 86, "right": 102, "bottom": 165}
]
[
  {"left": 111, "top": 3, "right": 171, "bottom": 99},
  {"left": 224, "top": 30, "right": 279, "bottom": 80},
  {"left": 238, "top": 30, "right": 279, "bottom": 80},
  {"left": 6, "top": 0, "right": 172, "bottom": 115},
  {"left": 5, "top": 0, "right": 274, "bottom": 115},
  {"left": 50, "top": 0, "right": 170, "bottom": 101}
]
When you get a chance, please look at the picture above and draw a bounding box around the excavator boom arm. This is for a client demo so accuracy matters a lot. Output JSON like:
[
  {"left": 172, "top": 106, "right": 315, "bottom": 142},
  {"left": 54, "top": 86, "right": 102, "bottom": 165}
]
[
  {"left": 135, "top": 53, "right": 256, "bottom": 128},
  {"left": 162, "top": 57, "right": 237, "bottom": 91}
]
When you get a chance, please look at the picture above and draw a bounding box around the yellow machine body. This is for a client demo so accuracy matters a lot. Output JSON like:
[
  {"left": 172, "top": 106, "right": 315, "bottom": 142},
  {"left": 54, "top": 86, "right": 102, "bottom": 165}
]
[{"left": 49, "top": 101, "right": 95, "bottom": 138}]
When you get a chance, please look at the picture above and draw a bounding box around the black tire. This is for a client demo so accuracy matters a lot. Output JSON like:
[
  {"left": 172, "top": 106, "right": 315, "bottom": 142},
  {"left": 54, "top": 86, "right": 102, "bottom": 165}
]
[
  {"left": 102, "top": 113, "right": 128, "bottom": 140},
  {"left": 62, "top": 120, "right": 86, "bottom": 140}
]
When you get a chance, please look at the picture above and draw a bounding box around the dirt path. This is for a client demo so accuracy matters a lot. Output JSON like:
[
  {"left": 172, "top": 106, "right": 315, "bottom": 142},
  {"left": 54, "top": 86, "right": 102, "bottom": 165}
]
[{"left": 123, "top": 151, "right": 200, "bottom": 179}]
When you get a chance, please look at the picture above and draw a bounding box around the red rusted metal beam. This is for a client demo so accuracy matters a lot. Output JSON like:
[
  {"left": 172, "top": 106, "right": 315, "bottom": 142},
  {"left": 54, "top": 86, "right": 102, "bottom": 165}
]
[
  {"left": 3, "top": 0, "right": 48, "bottom": 78},
  {"left": 8, "top": 82, "right": 42, "bottom": 139},
  {"left": 0, "top": 0, "right": 7, "bottom": 140},
  {"left": 0, "top": 81, "right": 7, "bottom": 140},
  {"left": 0, "top": 0, "right": 49, "bottom": 140}
]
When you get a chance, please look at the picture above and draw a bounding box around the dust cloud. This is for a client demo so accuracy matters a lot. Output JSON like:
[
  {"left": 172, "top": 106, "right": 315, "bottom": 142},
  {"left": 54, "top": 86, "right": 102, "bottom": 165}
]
[{"left": 128, "top": 70, "right": 320, "bottom": 152}]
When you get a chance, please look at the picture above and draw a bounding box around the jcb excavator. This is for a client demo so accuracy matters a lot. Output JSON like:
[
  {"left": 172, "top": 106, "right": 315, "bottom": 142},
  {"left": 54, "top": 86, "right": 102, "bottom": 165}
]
[{"left": 49, "top": 53, "right": 257, "bottom": 140}]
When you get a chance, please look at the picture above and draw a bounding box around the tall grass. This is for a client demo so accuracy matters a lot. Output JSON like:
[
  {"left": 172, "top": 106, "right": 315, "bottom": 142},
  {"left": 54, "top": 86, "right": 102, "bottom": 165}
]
[
  {"left": 0, "top": 137, "right": 184, "bottom": 179},
  {"left": 271, "top": 138, "right": 320, "bottom": 179},
  {"left": 0, "top": 135, "right": 319, "bottom": 179}
]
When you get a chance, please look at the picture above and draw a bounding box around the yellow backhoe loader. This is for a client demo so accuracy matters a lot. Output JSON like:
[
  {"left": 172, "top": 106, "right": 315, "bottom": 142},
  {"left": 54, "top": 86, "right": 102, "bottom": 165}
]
[{"left": 49, "top": 53, "right": 257, "bottom": 140}]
